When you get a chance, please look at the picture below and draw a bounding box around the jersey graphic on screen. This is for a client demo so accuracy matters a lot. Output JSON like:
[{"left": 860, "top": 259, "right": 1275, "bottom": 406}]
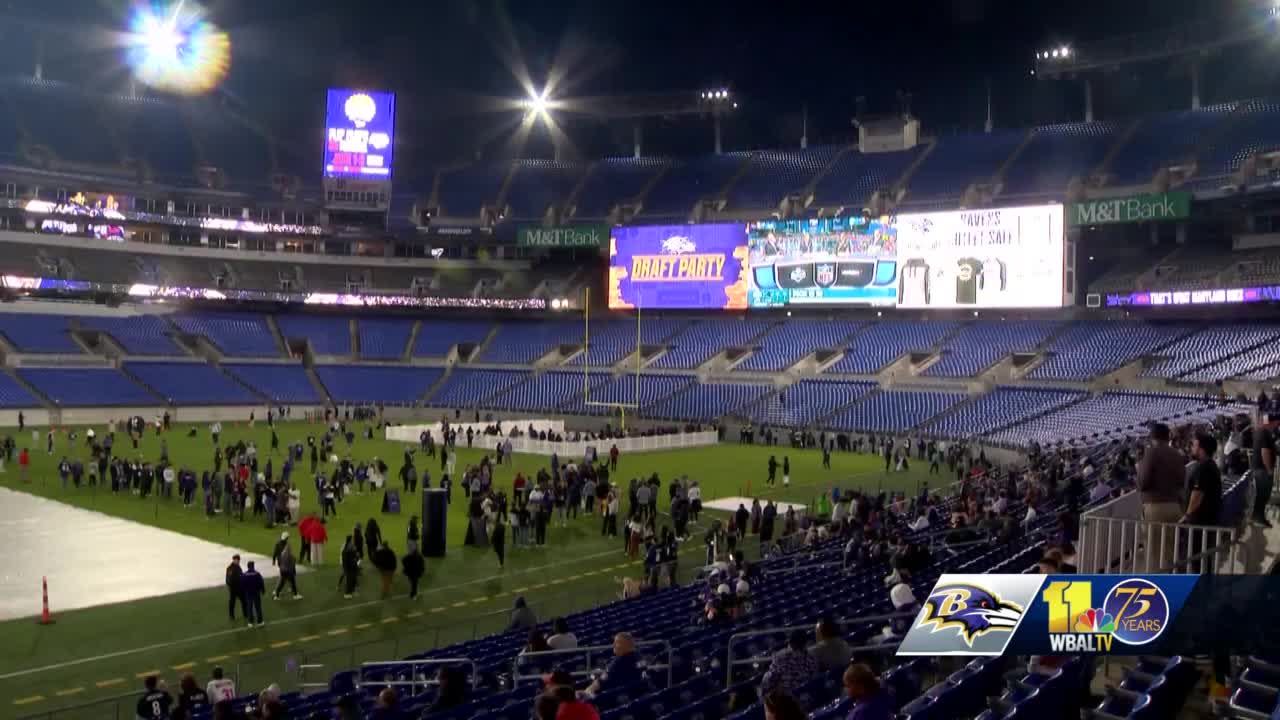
[
  {"left": 978, "top": 257, "right": 1007, "bottom": 303},
  {"left": 899, "top": 259, "right": 930, "bottom": 305},
  {"left": 955, "top": 258, "right": 983, "bottom": 305}
]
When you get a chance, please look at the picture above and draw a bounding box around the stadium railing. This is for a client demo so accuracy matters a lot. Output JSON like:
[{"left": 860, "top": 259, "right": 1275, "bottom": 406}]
[
  {"left": 723, "top": 612, "right": 915, "bottom": 686},
  {"left": 357, "top": 657, "right": 478, "bottom": 695},
  {"left": 511, "top": 639, "right": 674, "bottom": 688},
  {"left": 1078, "top": 474, "right": 1251, "bottom": 574}
]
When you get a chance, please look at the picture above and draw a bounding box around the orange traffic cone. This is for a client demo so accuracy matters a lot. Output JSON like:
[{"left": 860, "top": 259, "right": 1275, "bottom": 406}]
[{"left": 37, "top": 576, "right": 54, "bottom": 625}]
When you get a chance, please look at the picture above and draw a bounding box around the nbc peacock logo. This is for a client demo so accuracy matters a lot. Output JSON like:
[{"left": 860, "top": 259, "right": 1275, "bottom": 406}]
[{"left": 1072, "top": 608, "right": 1117, "bottom": 634}]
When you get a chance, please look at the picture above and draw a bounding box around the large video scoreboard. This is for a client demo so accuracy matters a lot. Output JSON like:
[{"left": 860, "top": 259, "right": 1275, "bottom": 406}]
[{"left": 606, "top": 204, "right": 1068, "bottom": 310}]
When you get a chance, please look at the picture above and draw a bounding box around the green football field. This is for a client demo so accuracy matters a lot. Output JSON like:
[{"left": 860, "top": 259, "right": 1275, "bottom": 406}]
[{"left": 0, "top": 420, "right": 935, "bottom": 719}]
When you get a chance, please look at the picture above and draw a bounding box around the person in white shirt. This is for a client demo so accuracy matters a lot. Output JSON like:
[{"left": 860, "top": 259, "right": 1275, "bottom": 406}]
[
  {"left": 205, "top": 666, "right": 235, "bottom": 703},
  {"left": 547, "top": 618, "right": 578, "bottom": 650},
  {"left": 162, "top": 465, "right": 176, "bottom": 498},
  {"left": 908, "top": 511, "right": 930, "bottom": 532}
]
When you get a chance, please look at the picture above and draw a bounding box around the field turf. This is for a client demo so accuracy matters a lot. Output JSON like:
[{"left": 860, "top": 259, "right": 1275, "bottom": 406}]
[{"left": 0, "top": 420, "right": 933, "bottom": 718}]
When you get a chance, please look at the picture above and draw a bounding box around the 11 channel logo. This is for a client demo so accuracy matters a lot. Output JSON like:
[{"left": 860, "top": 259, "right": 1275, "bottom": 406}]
[{"left": 1043, "top": 578, "right": 1169, "bottom": 652}]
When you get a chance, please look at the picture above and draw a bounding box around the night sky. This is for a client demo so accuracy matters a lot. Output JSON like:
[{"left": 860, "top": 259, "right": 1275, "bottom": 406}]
[{"left": 1, "top": 0, "right": 1276, "bottom": 165}]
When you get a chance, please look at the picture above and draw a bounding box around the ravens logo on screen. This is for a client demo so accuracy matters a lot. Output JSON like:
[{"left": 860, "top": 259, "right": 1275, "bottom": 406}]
[{"left": 916, "top": 584, "right": 1024, "bottom": 646}]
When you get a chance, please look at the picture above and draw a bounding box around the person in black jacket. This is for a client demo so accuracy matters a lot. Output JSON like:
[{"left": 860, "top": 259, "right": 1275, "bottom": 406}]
[
  {"left": 402, "top": 547, "right": 425, "bottom": 599},
  {"left": 340, "top": 535, "right": 360, "bottom": 599},
  {"left": 241, "top": 561, "right": 265, "bottom": 627},
  {"left": 365, "top": 518, "right": 382, "bottom": 558},
  {"left": 372, "top": 541, "right": 397, "bottom": 598},
  {"left": 224, "top": 555, "right": 244, "bottom": 621}
]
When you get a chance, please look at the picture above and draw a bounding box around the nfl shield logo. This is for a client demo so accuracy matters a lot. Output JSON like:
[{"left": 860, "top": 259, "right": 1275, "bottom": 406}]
[{"left": 816, "top": 263, "right": 835, "bottom": 287}]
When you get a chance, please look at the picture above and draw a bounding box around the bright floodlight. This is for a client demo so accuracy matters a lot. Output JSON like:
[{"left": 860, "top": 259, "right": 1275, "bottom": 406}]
[
  {"left": 126, "top": 1, "right": 230, "bottom": 95},
  {"left": 1060, "top": 46, "right": 1070, "bottom": 56}
]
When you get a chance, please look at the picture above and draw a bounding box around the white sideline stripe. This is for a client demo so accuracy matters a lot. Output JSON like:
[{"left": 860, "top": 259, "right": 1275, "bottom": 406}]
[{"left": 0, "top": 545, "right": 628, "bottom": 681}]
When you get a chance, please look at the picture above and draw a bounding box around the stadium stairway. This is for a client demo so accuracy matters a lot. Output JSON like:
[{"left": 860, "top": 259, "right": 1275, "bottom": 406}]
[
  {"left": 0, "top": 366, "right": 52, "bottom": 409},
  {"left": 1090, "top": 118, "right": 1144, "bottom": 185},
  {"left": 887, "top": 139, "right": 939, "bottom": 205},
  {"left": 213, "top": 362, "right": 274, "bottom": 405},
  {"left": 990, "top": 129, "right": 1038, "bottom": 196},
  {"left": 798, "top": 145, "right": 855, "bottom": 209},
  {"left": 401, "top": 320, "right": 422, "bottom": 363},
  {"left": 265, "top": 314, "right": 290, "bottom": 357}
]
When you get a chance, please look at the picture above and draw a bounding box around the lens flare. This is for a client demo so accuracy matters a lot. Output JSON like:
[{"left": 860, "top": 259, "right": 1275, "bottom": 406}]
[{"left": 125, "top": 1, "right": 230, "bottom": 95}]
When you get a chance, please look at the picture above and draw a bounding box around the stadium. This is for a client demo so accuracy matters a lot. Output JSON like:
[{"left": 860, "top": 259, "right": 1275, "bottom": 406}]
[{"left": 1, "top": 2, "right": 1280, "bottom": 720}]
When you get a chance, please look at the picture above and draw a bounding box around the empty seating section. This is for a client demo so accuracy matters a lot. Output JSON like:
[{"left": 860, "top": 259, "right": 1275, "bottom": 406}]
[
  {"left": 924, "top": 321, "right": 1058, "bottom": 377},
  {"left": 735, "top": 320, "right": 861, "bottom": 372},
  {"left": 0, "top": 314, "right": 82, "bottom": 353},
  {"left": 827, "top": 390, "right": 965, "bottom": 432},
  {"left": 811, "top": 147, "right": 922, "bottom": 207},
  {"left": 504, "top": 160, "right": 583, "bottom": 218},
  {"left": 745, "top": 380, "right": 875, "bottom": 427},
  {"left": 639, "top": 154, "right": 747, "bottom": 218},
  {"left": 171, "top": 313, "right": 281, "bottom": 357},
  {"left": 825, "top": 321, "right": 955, "bottom": 374},
  {"left": 124, "top": 362, "right": 260, "bottom": 405},
  {"left": 1144, "top": 324, "right": 1280, "bottom": 380},
  {"left": 435, "top": 163, "right": 508, "bottom": 217},
  {"left": 493, "top": 371, "right": 591, "bottom": 412},
  {"left": 925, "top": 387, "right": 1085, "bottom": 438},
  {"left": 413, "top": 320, "right": 493, "bottom": 357},
  {"left": 314, "top": 366, "right": 443, "bottom": 405},
  {"left": 274, "top": 315, "right": 351, "bottom": 356},
  {"left": 222, "top": 364, "right": 322, "bottom": 404},
  {"left": 0, "top": 372, "right": 39, "bottom": 407},
  {"left": 986, "top": 392, "right": 1220, "bottom": 447},
  {"left": 79, "top": 315, "right": 185, "bottom": 356},
  {"left": 1107, "top": 103, "right": 1236, "bottom": 185},
  {"left": 1001, "top": 121, "right": 1118, "bottom": 196},
  {"left": 651, "top": 319, "right": 774, "bottom": 370},
  {"left": 1194, "top": 99, "right": 1280, "bottom": 179},
  {"left": 643, "top": 382, "right": 770, "bottom": 421},
  {"left": 1027, "top": 322, "right": 1190, "bottom": 380},
  {"left": 478, "top": 321, "right": 580, "bottom": 364},
  {"left": 18, "top": 368, "right": 157, "bottom": 406},
  {"left": 425, "top": 369, "right": 532, "bottom": 408},
  {"left": 561, "top": 373, "right": 693, "bottom": 415},
  {"left": 904, "top": 130, "right": 1025, "bottom": 202},
  {"left": 572, "top": 158, "right": 667, "bottom": 217},
  {"left": 726, "top": 146, "right": 841, "bottom": 210},
  {"left": 568, "top": 318, "right": 689, "bottom": 367},
  {"left": 357, "top": 318, "right": 414, "bottom": 360}
]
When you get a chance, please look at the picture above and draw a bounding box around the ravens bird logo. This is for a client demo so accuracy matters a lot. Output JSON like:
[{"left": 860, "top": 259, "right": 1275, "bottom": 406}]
[{"left": 917, "top": 584, "right": 1024, "bottom": 646}]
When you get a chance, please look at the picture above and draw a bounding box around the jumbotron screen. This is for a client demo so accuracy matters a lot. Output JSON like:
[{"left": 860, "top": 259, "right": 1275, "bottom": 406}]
[
  {"left": 607, "top": 224, "right": 749, "bottom": 309},
  {"left": 747, "top": 204, "right": 1066, "bottom": 309},
  {"left": 323, "top": 89, "right": 396, "bottom": 180}
]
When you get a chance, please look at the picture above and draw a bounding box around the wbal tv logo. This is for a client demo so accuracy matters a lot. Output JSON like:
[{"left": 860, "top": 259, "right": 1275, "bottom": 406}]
[{"left": 1044, "top": 578, "right": 1168, "bottom": 652}]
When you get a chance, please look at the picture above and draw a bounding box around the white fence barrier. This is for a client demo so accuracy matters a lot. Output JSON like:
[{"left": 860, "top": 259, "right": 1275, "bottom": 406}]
[
  {"left": 384, "top": 419, "right": 565, "bottom": 444},
  {"left": 505, "top": 430, "right": 720, "bottom": 457}
]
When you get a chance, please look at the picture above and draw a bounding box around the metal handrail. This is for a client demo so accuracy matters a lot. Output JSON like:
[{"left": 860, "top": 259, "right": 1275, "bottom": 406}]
[
  {"left": 358, "top": 657, "right": 478, "bottom": 696},
  {"left": 723, "top": 611, "right": 916, "bottom": 687},
  {"left": 512, "top": 639, "right": 673, "bottom": 688}
]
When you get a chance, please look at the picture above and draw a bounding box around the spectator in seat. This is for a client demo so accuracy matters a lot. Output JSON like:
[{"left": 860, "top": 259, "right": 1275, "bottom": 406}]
[
  {"left": 509, "top": 596, "right": 537, "bottom": 630},
  {"left": 585, "top": 632, "right": 645, "bottom": 697},
  {"left": 811, "top": 617, "right": 853, "bottom": 671},
  {"left": 553, "top": 685, "right": 601, "bottom": 720},
  {"left": 206, "top": 666, "right": 235, "bottom": 704},
  {"left": 176, "top": 673, "right": 209, "bottom": 716},
  {"left": 763, "top": 690, "right": 807, "bottom": 720},
  {"left": 843, "top": 663, "right": 894, "bottom": 720},
  {"left": 759, "top": 630, "right": 819, "bottom": 697},
  {"left": 427, "top": 667, "right": 468, "bottom": 714},
  {"left": 548, "top": 618, "right": 579, "bottom": 650},
  {"left": 136, "top": 675, "right": 173, "bottom": 720}
]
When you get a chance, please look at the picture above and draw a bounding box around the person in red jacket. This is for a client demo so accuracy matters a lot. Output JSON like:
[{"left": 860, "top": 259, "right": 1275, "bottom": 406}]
[{"left": 18, "top": 447, "right": 30, "bottom": 483}]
